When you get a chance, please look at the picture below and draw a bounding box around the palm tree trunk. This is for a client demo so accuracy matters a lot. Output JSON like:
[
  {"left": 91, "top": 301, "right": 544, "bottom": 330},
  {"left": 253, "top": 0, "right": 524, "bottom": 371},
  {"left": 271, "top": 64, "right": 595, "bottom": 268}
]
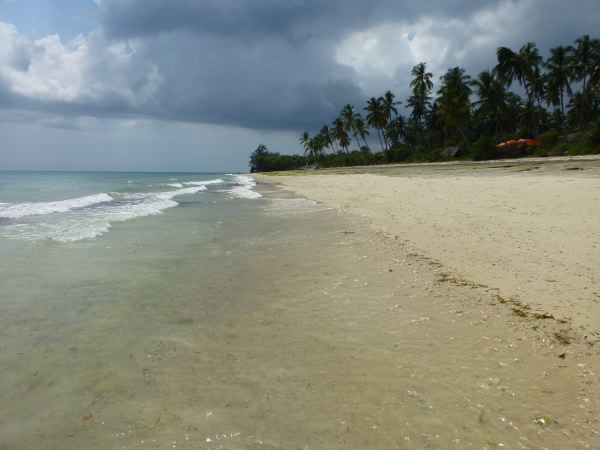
[
  {"left": 354, "top": 136, "right": 361, "bottom": 152},
  {"left": 376, "top": 129, "right": 385, "bottom": 152},
  {"left": 459, "top": 127, "right": 470, "bottom": 151},
  {"left": 362, "top": 137, "right": 370, "bottom": 152},
  {"left": 382, "top": 132, "right": 389, "bottom": 151},
  {"left": 581, "top": 74, "right": 588, "bottom": 127},
  {"left": 525, "top": 87, "right": 535, "bottom": 137},
  {"left": 560, "top": 87, "right": 565, "bottom": 123}
]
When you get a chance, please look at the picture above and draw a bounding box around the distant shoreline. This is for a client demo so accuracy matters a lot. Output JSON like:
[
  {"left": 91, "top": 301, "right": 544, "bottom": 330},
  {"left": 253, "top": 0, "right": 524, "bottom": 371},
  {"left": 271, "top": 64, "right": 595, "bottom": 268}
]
[{"left": 258, "top": 153, "right": 600, "bottom": 175}]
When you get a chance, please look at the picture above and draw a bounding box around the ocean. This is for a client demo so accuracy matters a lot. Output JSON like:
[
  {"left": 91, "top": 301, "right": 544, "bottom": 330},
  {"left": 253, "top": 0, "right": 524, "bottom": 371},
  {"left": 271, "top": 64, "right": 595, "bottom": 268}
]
[
  {"left": 0, "top": 172, "right": 260, "bottom": 243},
  {"left": 0, "top": 171, "right": 368, "bottom": 449},
  {"left": 0, "top": 171, "right": 279, "bottom": 448}
]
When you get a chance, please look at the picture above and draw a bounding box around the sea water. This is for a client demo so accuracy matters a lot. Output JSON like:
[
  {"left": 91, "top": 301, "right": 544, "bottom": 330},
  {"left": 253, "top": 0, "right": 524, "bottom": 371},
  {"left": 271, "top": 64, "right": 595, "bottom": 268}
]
[
  {"left": 0, "top": 172, "right": 260, "bottom": 242},
  {"left": 0, "top": 172, "right": 267, "bottom": 447}
]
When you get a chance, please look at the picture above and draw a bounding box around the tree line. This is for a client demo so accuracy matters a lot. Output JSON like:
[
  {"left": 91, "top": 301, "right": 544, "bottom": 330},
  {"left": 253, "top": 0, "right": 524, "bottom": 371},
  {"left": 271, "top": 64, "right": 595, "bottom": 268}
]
[{"left": 250, "top": 35, "right": 600, "bottom": 172}]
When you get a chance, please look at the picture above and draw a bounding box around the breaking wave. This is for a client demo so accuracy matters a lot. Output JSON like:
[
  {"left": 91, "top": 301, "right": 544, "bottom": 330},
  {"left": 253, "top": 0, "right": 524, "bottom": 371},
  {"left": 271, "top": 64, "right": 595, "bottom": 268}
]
[
  {"left": 0, "top": 175, "right": 263, "bottom": 242},
  {"left": 229, "top": 175, "right": 262, "bottom": 199},
  {"left": 0, "top": 193, "right": 113, "bottom": 219}
]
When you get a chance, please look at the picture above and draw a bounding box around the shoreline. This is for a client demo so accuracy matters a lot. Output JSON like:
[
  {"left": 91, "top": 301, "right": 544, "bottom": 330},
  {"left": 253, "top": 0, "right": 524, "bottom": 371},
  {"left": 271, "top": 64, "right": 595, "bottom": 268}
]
[
  {"left": 254, "top": 157, "right": 600, "bottom": 336},
  {"left": 260, "top": 153, "right": 600, "bottom": 176}
]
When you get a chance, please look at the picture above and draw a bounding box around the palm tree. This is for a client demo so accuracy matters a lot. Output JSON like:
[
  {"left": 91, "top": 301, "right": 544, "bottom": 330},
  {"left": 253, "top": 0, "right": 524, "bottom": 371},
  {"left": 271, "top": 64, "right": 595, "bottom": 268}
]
[
  {"left": 589, "top": 40, "right": 600, "bottom": 90},
  {"left": 338, "top": 131, "right": 351, "bottom": 153},
  {"left": 382, "top": 90, "right": 400, "bottom": 125},
  {"left": 385, "top": 115, "right": 406, "bottom": 147},
  {"left": 353, "top": 115, "right": 371, "bottom": 151},
  {"left": 364, "top": 97, "right": 388, "bottom": 151},
  {"left": 408, "top": 63, "right": 433, "bottom": 151},
  {"left": 332, "top": 117, "right": 350, "bottom": 153},
  {"left": 569, "top": 35, "right": 600, "bottom": 126},
  {"left": 300, "top": 134, "right": 317, "bottom": 163},
  {"left": 312, "top": 134, "right": 325, "bottom": 159},
  {"left": 496, "top": 42, "right": 542, "bottom": 103},
  {"left": 319, "top": 125, "right": 336, "bottom": 154},
  {"left": 567, "top": 92, "right": 584, "bottom": 126},
  {"left": 531, "top": 71, "right": 547, "bottom": 110},
  {"left": 408, "top": 62, "right": 433, "bottom": 127},
  {"left": 544, "top": 75, "right": 561, "bottom": 115},
  {"left": 471, "top": 70, "right": 509, "bottom": 135},
  {"left": 504, "top": 92, "right": 526, "bottom": 135},
  {"left": 544, "top": 46, "right": 573, "bottom": 120},
  {"left": 299, "top": 132, "right": 310, "bottom": 153},
  {"left": 436, "top": 67, "right": 472, "bottom": 147},
  {"left": 495, "top": 42, "right": 542, "bottom": 135},
  {"left": 340, "top": 104, "right": 362, "bottom": 151},
  {"left": 570, "top": 35, "right": 597, "bottom": 94}
]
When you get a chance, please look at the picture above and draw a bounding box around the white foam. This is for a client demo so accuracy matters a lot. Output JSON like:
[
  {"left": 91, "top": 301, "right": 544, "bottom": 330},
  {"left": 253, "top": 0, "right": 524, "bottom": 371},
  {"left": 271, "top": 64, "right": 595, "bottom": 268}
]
[
  {"left": 229, "top": 175, "right": 262, "bottom": 199},
  {"left": 154, "top": 185, "right": 207, "bottom": 200},
  {"left": 265, "top": 198, "right": 333, "bottom": 216},
  {"left": 0, "top": 193, "right": 113, "bottom": 219},
  {"left": 183, "top": 178, "right": 224, "bottom": 187},
  {"left": 1, "top": 185, "right": 209, "bottom": 242},
  {"left": 165, "top": 183, "right": 184, "bottom": 188}
]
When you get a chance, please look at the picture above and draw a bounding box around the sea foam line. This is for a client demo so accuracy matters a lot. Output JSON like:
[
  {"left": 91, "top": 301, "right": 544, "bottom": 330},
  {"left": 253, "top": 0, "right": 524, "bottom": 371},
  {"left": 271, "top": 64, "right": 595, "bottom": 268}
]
[
  {"left": 229, "top": 175, "right": 262, "bottom": 199},
  {"left": 0, "top": 193, "right": 113, "bottom": 219},
  {"left": 1, "top": 184, "right": 211, "bottom": 242},
  {"left": 183, "top": 178, "right": 224, "bottom": 187}
]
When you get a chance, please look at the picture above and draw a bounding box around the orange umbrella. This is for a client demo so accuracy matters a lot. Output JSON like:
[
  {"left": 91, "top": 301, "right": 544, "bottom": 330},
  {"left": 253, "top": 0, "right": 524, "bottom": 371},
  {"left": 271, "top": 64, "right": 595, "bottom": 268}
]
[{"left": 496, "top": 138, "right": 541, "bottom": 148}]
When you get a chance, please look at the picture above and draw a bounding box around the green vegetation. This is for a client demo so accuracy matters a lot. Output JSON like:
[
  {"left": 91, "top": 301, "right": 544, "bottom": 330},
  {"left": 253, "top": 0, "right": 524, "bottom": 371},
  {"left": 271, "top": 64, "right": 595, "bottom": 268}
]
[
  {"left": 249, "top": 144, "right": 307, "bottom": 172},
  {"left": 250, "top": 35, "right": 600, "bottom": 172}
]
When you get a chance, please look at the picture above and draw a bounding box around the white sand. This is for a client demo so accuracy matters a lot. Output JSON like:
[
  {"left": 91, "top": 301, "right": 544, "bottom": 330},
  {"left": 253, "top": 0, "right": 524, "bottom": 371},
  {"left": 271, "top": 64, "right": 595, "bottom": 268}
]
[{"left": 258, "top": 162, "right": 600, "bottom": 332}]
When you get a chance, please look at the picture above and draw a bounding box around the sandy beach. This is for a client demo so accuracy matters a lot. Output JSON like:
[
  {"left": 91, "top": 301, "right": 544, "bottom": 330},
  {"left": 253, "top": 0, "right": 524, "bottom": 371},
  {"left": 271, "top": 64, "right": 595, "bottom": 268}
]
[
  {"left": 256, "top": 156, "right": 600, "bottom": 335},
  {"left": 247, "top": 161, "right": 600, "bottom": 447}
]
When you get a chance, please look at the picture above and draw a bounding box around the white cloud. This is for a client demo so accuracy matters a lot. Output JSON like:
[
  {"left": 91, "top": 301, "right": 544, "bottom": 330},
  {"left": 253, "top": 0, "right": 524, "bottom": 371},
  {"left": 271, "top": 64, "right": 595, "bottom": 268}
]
[
  {"left": 335, "top": 11, "right": 506, "bottom": 83},
  {"left": 335, "top": 0, "right": 600, "bottom": 99},
  {"left": 9, "top": 34, "right": 88, "bottom": 101},
  {"left": 0, "top": 21, "right": 163, "bottom": 107}
]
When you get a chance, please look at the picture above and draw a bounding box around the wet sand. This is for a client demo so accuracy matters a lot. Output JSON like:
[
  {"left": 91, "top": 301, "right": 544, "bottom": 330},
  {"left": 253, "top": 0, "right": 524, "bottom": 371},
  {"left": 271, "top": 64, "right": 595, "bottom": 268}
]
[{"left": 257, "top": 156, "right": 600, "bottom": 334}]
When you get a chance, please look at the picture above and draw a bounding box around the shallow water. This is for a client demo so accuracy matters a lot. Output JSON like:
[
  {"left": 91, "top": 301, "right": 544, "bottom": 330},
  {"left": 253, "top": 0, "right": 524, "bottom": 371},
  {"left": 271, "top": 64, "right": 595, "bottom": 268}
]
[{"left": 0, "top": 173, "right": 598, "bottom": 449}]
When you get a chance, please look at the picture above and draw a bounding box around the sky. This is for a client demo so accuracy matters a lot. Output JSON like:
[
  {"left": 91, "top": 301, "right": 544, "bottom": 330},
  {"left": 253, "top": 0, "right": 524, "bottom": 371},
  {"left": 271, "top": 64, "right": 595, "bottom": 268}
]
[{"left": 0, "top": 0, "right": 599, "bottom": 172}]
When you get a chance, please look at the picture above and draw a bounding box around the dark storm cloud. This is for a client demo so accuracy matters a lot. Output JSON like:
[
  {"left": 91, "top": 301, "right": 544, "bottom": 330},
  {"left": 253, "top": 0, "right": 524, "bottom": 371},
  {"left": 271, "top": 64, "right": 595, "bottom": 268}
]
[
  {"left": 123, "top": 27, "right": 366, "bottom": 129},
  {"left": 1, "top": 0, "right": 599, "bottom": 133},
  {"left": 98, "top": 0, "right": 499, "bottom": 41}
]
